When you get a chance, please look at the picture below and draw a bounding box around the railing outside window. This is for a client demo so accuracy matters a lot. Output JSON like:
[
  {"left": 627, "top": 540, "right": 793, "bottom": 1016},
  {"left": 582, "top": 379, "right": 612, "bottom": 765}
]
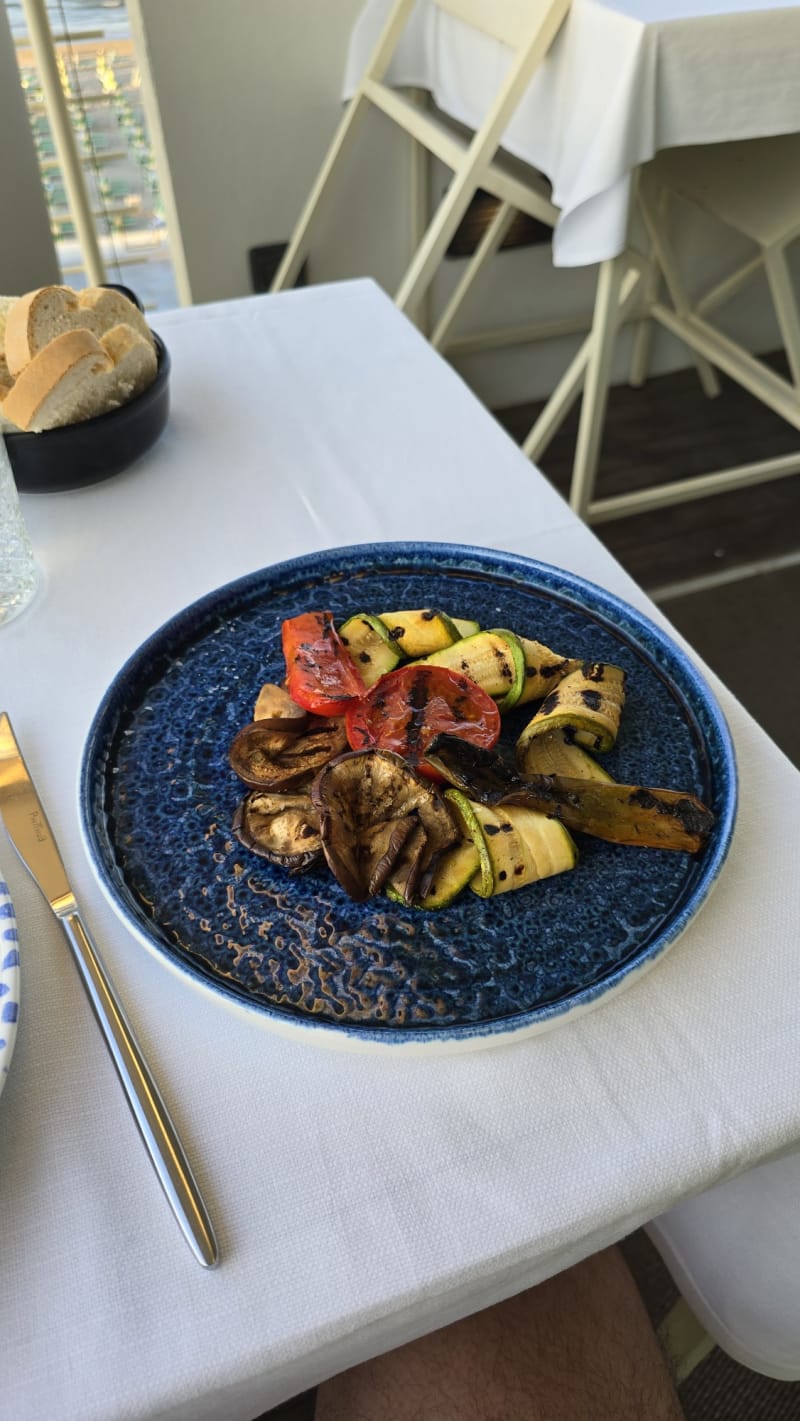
[{"left": 5, "top": 0, "right": 182, "bottom": 310}]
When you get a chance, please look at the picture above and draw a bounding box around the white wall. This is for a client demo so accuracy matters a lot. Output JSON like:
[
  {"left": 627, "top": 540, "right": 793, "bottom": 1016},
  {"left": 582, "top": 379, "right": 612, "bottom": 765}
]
[
  {"left": 0, "top": 2, "right": 60, "bottom": 296},
  {"left": 129, "top": 0, "right": 785, "bottom": 408}
]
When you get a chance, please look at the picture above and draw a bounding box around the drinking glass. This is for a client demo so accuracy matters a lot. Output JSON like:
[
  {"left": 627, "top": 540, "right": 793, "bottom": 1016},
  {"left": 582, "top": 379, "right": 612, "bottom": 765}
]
[{"left": 0, "top": 434, "right": 40, "bottom": 626}]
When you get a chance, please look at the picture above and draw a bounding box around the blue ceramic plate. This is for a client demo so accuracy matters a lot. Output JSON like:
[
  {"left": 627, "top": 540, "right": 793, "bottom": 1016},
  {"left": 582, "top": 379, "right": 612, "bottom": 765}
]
[
  {"left": 80, "top": 543, "right": 737, "bottom": 1053},
  {"left": 0, "top": 875, "right": 20, "bottom": 1096}
]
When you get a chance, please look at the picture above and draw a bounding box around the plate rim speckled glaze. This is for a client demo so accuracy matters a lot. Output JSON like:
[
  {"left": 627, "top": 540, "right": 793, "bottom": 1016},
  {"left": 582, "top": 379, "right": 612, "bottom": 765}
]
[
  {"left": 0, "top": 873, "right": 20, "bottom": 1095},
  {"left": 79, "top": 542, "right": 738, "bottom": 1055}
]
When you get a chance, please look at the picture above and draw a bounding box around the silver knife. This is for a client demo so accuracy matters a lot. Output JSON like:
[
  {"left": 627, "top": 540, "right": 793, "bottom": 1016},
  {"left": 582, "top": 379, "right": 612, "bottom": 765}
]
[{"left": 0, "top": 711, "right": 219, "bottom": 1269}]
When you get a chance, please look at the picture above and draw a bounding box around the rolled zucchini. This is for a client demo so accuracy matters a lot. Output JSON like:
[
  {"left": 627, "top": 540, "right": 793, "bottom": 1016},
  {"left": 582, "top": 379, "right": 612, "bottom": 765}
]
[
  {"left": 420, "top": 629, "right": 525, "bottom": 711},
  {"left": 516, "top": 662, "right": 626, "bottom": 757}
]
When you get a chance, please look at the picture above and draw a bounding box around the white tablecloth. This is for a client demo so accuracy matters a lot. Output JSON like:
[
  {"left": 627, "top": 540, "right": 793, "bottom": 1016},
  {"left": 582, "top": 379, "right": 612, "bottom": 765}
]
[
  {"left": 2, "top": 281, "right": 800, "bottom": 1421},
  {"left": 345, "top": 0, "right": 800, "bottom": 265}
]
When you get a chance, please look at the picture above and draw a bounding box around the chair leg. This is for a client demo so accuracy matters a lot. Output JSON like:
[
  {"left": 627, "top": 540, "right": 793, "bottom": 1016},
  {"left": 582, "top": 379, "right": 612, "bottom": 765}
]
[
  {"left": 569, "top": 257, "right": 625, "bottom": 520},
  {"left": 431, "top": 201, "right": 517, "bottom": 351},
  {"left": 638, "top": 181, "right": 722, "bottom": 400},
  {"left": 523, "top": 264, "right": 642, "bottom": 464},
  {"left": 628, "top": 243, "right": 662, "bottom": 389},
  {"left": 764, "top": 242, "right": 800, "bottom": 392},
  {"left": 409, "top": 89, "right": 432, "bottom": 336},
  {"left": 270, "top": 92, "right": 371, "bottom": 291}
]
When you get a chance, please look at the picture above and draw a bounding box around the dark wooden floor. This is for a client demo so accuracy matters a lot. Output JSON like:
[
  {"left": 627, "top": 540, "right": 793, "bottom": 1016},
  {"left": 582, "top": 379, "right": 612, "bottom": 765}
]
[{"left": 497, "top": 356, "right": 800, "bottom": 591}]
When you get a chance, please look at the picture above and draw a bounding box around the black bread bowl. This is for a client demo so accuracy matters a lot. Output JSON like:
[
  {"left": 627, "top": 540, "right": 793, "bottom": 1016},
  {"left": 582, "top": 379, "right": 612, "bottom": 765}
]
[{"left": 4, "top": 285, "right": 170, "bottom": 494}]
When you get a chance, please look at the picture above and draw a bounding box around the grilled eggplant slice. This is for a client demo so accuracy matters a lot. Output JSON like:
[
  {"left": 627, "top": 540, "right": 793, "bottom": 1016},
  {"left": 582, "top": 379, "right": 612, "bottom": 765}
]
[
  {"left": 229, "top": 716, "right": 347, "bottom": 791},
  {"left": 311, "top": 748, "right": 458, "bottom": 902},
  {"left": 426, "top": 735, "right": 714, "bottom": 853},
  {"left": 517, "top": 662, "right": 626, "bottom": 755},
  {"left": 233, "top": 790, "right": 321, "bottom": 871}
]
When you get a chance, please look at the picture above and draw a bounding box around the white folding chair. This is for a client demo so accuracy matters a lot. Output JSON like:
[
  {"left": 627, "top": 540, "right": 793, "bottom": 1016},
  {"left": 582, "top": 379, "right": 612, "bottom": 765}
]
[
  {"left": 556, "top": 133, "right": 800, "bottom": 524},
  {"left": 271, "top": 0, "right": 570, "bottom": 351}
]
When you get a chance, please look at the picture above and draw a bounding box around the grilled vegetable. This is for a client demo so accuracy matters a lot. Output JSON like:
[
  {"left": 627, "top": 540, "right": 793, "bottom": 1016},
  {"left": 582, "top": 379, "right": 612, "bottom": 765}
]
[
  {"left": 378, "top": 609, "right": 462, "bottom": 658},
  {"left": 516, "top": 638, "right": 581, "bottom": 706},
  {"left": 310, "top": 749, "right": 458, "bottom": 902},
  {"left": 233, "top": 790, "right": 321, "bottom": 871},
  {"left": 337, "top": 614, "right": 401, "bottom": 688},
  {"left": 468, "top": 800, "right": 576, "bottom": 896},
  {"left": 282, "top": 610, "right": 367, "bottom": 716},
  {"left": 388, "top": 835, "right": 481, "bottom": 910},
  {"left": 420, "top": 629, "right": 526, "bottom": 711},
  {"left": 229, "top": 716, "right": 347, "bottom": 791},
  {"left": 516, "top": 728, "right": 613, "bottom": 783},
  {"left": 426, "top": 736, "right": 714, "bottom": 853},
  {"left": 252, "top": 682, "right": 310, "bottom": 730},
  {"left": 516, "top": 661, "right": 626, "bottom": 755},
  {"left": 344, "top": 664, "right": 501, "bottom": 779}
]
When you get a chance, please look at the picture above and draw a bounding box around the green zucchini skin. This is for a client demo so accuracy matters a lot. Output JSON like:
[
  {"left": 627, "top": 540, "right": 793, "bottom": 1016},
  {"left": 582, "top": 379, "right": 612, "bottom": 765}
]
[{"left": 338, "top": 613, "right": 401, "bottom": 687}]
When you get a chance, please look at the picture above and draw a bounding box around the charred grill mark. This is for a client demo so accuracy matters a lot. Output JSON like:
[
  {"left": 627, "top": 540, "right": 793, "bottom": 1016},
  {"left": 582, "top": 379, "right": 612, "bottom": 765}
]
[
  {"left": 539, "top": 690, "right": 561, "bottom": 715},
  {"left": 358, "top": 651, "right": 371, "bottom": 664},
  {"left": 387, "top": 625, "right": 405, "bottom": 642},
  {"left": 421, "top": 609, "right": 437, "bottom": 622},
  {"left": 585, "top": 662, "right": 605, "bottom": 682},
  {"left": 581, "top": 689, "right": 602, "bottom": 711},
  {"left": 543, "top": 659, "right": 569, "bottom": 679},
  {"left": 405, "top": 671, "right": 432, "bottom": 755},
  {"left": 628, "top": 787, "right": 715, "bottom": 836}
]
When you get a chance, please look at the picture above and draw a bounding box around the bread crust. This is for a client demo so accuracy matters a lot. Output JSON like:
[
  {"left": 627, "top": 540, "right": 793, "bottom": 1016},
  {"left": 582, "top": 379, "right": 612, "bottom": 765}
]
[
  {"left": 4, "top": 284, "right": 155, "bottom": 376},
  {"left": 1, "top": 328, "right": 111, "bottom": 431}
]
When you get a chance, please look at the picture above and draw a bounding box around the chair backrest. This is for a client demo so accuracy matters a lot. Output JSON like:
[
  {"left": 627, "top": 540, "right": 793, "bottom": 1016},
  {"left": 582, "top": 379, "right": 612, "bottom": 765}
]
[{"left": 433, "top": 0, "right": 565, "bottom": 49}]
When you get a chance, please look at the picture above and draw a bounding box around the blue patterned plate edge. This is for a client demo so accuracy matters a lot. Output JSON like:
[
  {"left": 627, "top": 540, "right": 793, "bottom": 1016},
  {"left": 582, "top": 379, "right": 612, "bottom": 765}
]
[
  {"left": 78, "top": 542, "right": 738, "bottom": 1055},
  {"left": 0, "top": 874, "right": 20, "bottom": 1090}
]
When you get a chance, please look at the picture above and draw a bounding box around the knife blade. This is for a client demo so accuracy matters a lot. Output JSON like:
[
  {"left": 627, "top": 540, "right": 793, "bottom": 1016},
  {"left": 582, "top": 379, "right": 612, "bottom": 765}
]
[{"left": 0, "top": 711, "right": 219, "bottom": 1269}]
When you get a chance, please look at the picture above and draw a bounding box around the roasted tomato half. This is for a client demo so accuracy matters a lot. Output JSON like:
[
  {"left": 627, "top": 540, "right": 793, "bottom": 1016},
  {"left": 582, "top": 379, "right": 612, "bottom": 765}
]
[
  {"left": 344, "top": 664, "right": 501, "bottom": 779},
  {"left": 282, "top": 610, "right": 367, "bottom": 716}
]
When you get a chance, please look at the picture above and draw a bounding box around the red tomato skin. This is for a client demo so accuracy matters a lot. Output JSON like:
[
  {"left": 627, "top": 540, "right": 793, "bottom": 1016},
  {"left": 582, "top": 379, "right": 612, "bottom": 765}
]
[
  {"left": 344, "top": 664, "right": 501, "bottom": 775},
  {"left": 282, "top": 611, "right": 366, "bottom": 716}
]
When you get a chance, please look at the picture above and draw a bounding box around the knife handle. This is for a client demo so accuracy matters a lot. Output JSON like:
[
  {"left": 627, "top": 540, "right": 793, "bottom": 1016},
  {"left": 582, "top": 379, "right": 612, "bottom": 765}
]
[{"left": 59, "top": 908, "right": 219, "bottom": 1269}]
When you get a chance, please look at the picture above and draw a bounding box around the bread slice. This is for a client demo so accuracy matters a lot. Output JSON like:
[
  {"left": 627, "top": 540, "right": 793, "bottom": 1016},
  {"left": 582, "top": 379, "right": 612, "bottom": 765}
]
[
  {"left": 1, "top": 322, "right": 158, "bottom": 433},
  {"left": 0, "top": 293, "right": 18, "bottom": 352},
  {"left": 4, "top": 284, "right": 154, "bottom": 376}
]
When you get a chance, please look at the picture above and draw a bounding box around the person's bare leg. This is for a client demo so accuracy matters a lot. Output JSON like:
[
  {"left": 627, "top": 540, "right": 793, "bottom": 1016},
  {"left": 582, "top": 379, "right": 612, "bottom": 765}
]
[{"left": 314, "top": 1245, "right": 683, "bottom": 1421}]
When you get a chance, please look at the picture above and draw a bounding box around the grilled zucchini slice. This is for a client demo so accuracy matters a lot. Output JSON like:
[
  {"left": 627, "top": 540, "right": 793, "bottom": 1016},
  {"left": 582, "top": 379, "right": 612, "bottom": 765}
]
[
  {"left": 420, "top": 629, "right": 525, "bottom": 711},
  {"left": 467, "top": 801, "right": 577, "bottom": 896},
  {"left": 338, "top": 613, "right": 401, "bottom": 687},
  {"left": 378, "top": 609, "right": 461, "bottom": 658},
  {"left": 516, "top": 637, "right": 581, "bottom": 706},
  {"left": 516, "top": 728, "right": 614, "bottom": 782},
  {"left": 516, "top": 662, "right": 626, "bottom": 755}
]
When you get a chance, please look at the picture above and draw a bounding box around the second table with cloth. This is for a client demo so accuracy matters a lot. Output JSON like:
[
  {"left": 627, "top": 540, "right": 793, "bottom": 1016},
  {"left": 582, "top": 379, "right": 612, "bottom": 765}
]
[
  {"left": 1, "top": 280, "right": 800, "bottom": 1420},
  {"left": 345, "top": 0, "right": 800, "bottom": 267}
]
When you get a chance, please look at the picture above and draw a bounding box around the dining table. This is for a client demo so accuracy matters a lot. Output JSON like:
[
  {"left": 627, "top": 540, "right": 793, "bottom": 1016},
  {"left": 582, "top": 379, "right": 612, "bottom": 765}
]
[{"left": 2, "top": 278, "right": 800, "bottom": 1421}]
